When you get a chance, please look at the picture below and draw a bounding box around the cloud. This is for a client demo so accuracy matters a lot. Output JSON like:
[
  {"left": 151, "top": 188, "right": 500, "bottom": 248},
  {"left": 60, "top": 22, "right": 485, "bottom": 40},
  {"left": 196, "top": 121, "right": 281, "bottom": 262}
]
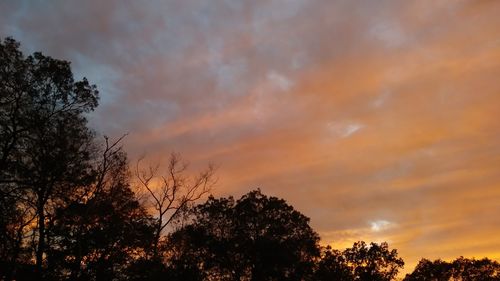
[
  {"left": 2, "top": 0, "right": 500, "bottom": 275},
  {"left": 327, "top": 122, "right": 364, "bottom": 138},
  {"left": 369, "top": 21, "right": 409, "bottom": 48},
  {"left": 370, "top": 220, "right": 392, "bottom": 232},
  {"left": 267, "top": 70, "right": 293, "bottom": 91}
]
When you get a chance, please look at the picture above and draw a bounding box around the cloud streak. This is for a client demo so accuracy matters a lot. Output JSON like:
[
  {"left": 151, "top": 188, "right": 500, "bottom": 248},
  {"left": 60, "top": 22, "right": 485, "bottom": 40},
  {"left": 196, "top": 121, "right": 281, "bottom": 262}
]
[{"left": 2, "top": 0, "right": 500, "bottom": 274}]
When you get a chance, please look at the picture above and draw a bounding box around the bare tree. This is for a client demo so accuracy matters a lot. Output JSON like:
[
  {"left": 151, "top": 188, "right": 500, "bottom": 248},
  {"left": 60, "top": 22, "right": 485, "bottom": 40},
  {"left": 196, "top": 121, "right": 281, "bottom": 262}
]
[{"left": 135, "top": 153, "right": 216, "bottom": 257}]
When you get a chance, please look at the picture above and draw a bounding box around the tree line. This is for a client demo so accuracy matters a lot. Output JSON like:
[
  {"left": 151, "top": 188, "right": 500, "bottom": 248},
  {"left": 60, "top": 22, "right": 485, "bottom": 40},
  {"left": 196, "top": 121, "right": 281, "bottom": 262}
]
[{"left": 1, "top": 37, "right": 499, "bottom": 281}]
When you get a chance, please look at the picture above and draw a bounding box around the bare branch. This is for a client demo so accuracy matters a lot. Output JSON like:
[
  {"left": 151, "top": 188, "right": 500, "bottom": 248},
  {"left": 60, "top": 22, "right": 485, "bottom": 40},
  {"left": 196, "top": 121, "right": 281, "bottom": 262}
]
[{"left": 134, "top": 153, "right": 217, "bottom": 257}]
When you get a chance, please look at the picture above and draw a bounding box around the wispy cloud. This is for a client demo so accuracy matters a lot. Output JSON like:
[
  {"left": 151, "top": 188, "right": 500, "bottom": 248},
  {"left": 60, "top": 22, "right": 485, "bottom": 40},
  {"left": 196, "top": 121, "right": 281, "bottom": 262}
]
[
  {"left": 2, "top": 0, "right": 500, "bottom": 273},
  {"left": 327, "top": 122, "right": 364, "bottom": 138}
]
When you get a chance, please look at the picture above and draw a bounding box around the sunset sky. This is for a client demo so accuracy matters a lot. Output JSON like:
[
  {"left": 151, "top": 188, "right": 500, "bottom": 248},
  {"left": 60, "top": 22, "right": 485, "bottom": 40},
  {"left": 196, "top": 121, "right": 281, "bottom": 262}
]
[{"left": 2, "top": 0, "right": 500, "bottom": 272}]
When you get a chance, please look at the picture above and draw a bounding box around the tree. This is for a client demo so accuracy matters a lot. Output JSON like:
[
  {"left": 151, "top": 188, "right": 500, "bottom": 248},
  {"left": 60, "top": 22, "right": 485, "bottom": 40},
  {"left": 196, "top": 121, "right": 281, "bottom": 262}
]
[
  {"left": 315, "top": 246, "right": 353, "bottom": 281},
  {"left": 166, "top": 190, "right": 321, "bottom": 281},
  {"left": 46, "top": 138, "right": 155, "bottom": 281},
  {"left": 404, "top": 257, "right": 500, "bottom": 281},
  {"left": 0, "top": 37, "right": 98, "bottom": 279},
  {"left": 135, "top": 153, "right": 216, "bottom": 258},
  {"left": 0, "top": 38, "right": 213, "bottom": 281},
  {"left": 343, "top": 241, "right": 404, "bottom": 281},
  {"left": 403, "top": 258, "right": 452, "bottom": 281},
  {"left": 0, "top": 37, "right": 37, "bottom": 279},
  {"left": 314, "top": 242, "right": 404, "bottom": 281}
]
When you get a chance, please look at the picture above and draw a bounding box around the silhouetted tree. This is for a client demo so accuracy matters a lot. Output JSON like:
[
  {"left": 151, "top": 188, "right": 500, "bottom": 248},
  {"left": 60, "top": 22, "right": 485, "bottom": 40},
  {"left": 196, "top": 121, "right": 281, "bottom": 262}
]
[
  {"left": 0, "top": 37, "right": 37, "bottom": 279},
  {"left": 135, "top": 153, "right": 216, "bottom": 258},
  {"left": 403, "top": 258, "right": 452, "bottom": 281},
  {"left": 46, "top": 139, "right": 155, "bottom": 280},
  {"left": 0, "top": 37, "right": 98, "bottom": 279},
  {"left": 344, "top": 241, "right": 404, "bottom": 281},
  {"left": 315, "top": 242, "right": 403, "bottom": 281},
  {"left": 315, "top": 246, "right": 353, "bottom": 281},
  {"left": 404, "top": 257, "right": 500, "bottom": 281},
  {"left": 166, "top": 190, "right": 321, "bottom": 281}
]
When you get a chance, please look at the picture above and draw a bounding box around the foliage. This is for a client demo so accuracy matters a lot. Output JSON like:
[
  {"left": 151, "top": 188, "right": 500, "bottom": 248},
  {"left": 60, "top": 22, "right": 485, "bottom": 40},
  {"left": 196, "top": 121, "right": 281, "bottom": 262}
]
[
  {"left": 46, "top": 148, "right": 155, "bottom": 280},
  {"left": 167, "top": 190, "right": 321, "bottom": 281},
  {"left": 344, "top": 241, "right": 404, "bottom": 281},
  {"left": 316, "top": 242, "right": 404, "bottom": 281},
  {"left": 0, "top": 36, "right": 99, "bottom": 279},
  {"left": 315, "top": 246, "right": 354, "bottom": 281},
  {"left": 404, "top": 257, "right": 500, "bottom": 281}
]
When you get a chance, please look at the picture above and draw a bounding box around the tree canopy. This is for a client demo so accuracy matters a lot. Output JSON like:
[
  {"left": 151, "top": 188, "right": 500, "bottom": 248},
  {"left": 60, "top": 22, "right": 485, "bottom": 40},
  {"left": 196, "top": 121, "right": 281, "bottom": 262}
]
[
  {"left": 1, "top": 36, "right": 100, "bottom": 279},
  {"left": 166, "top": 189, "right": 321, "bottom": 280},
  {"left": 404, "top": 257, "right": 500, "bottom": 281},
  {"left": 316, "top": 242, "right": 404, "bottom": 281}
]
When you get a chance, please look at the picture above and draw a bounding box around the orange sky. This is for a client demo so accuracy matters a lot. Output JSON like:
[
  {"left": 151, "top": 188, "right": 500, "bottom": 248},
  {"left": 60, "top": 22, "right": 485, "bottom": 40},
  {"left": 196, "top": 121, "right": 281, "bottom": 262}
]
[{"left": 2, "top": 0, "right": 500, "bottom": 273}]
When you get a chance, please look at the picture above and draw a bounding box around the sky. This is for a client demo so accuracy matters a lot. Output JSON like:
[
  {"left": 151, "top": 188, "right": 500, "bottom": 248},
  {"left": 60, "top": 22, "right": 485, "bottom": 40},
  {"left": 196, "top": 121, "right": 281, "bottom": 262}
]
[{"left": 2, "top": 0, "right": 500, "bottom": 273}]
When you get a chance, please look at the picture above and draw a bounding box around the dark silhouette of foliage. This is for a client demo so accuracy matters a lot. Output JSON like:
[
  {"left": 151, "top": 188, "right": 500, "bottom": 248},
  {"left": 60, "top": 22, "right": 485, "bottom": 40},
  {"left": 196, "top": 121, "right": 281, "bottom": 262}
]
[
  {"left": 405, "top": 257, "right": 500, "bottom": 281},
  {"left": 166, "top": 189, "right": 321, "bottom": 281},
  {"left": 46, "top": 147, "right": 155, "bottom": 280},
  {"left": 0, "top": 37, "right": 156, "bottom": 281},
  {"left": 125, "top": 258, "right": 170, "bottom": 281},
  {"left": 315, "top": 246, "right": 354, "bottom": 281},
  {"left": 344, "top": 241, "right": 404, "bottom": 281},
  {"left": 404, "top": 258, "right": 452, "bottom": 281},
  {"left": 315, "top": 242, "right": 404, "bottom": 281},
  {"left": 0, "top": 36, "right": 99, "bottom": 280}
]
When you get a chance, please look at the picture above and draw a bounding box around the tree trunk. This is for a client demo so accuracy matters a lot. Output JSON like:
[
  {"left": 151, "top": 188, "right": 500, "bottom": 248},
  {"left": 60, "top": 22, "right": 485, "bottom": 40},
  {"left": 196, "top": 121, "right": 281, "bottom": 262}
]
[{"left": 36, "top": 198, "right": 45, "bottom": 278}]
